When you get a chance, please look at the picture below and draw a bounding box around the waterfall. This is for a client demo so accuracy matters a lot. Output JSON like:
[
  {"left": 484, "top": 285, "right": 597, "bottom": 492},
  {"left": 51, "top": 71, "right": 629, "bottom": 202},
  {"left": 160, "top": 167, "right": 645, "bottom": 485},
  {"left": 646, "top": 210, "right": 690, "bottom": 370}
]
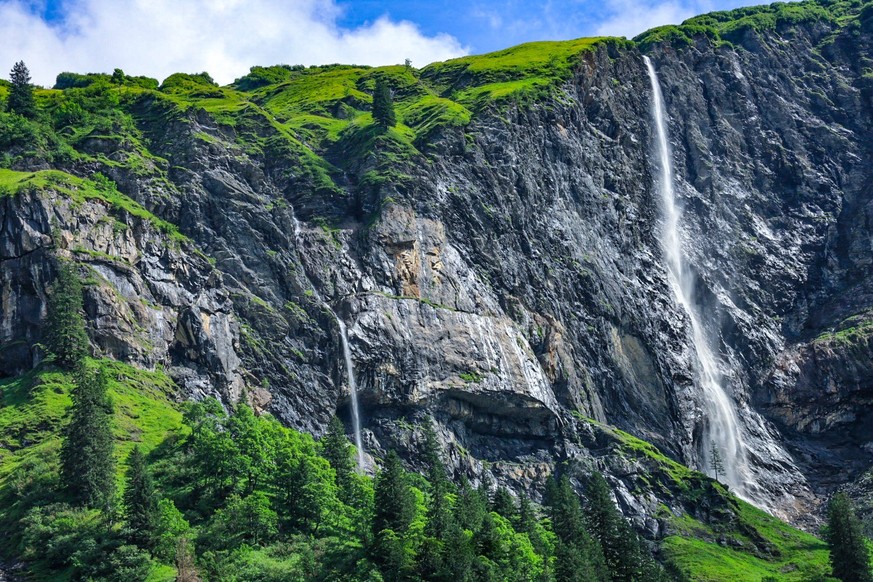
[
  {"left": 292, "top": 217, "right": 365, "bottom": 471},
  {"left": 644, "top": 56, "right": 760, "bottom": 503},
  {"left": 336, "top": 318, "right": 366, "bottom": 470}
]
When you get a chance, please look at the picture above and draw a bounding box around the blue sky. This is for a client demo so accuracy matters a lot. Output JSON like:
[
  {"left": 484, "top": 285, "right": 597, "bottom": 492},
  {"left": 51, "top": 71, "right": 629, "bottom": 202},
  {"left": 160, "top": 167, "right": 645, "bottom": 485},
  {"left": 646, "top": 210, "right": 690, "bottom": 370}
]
[
  {"left": 333, "top": 0, "right": 764, "bottom": 53},
  {"left": 4, "top": 0, "right": 769, "bottom": 86}
]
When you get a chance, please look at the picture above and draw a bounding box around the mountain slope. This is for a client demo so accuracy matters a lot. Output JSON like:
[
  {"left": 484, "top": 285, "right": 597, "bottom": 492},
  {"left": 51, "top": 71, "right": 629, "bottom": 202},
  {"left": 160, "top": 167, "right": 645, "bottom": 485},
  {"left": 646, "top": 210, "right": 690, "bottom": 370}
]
[{"left": 0, "top": 0, "right": 871, "bottom": 575}]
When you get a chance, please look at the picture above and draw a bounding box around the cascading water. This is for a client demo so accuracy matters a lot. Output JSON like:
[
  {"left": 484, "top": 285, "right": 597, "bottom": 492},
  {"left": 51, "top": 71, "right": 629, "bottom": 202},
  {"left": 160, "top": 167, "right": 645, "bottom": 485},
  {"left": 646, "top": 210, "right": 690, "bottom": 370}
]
[
  {"left": 336, "top": 318, "right": 366, "bottom": 470},
  {"left": 643, "top": 56, "right": 759, "bottom": 504},
  {"left": 292, "top": 217, "right": 365, "bottom": 471}
]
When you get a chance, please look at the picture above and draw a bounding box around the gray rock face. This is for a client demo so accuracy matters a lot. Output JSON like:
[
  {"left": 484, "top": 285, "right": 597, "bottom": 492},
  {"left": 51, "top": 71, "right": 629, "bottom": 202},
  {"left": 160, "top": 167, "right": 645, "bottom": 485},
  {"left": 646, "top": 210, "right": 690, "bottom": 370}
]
[{"left": 1, "top": 12, "right": 871, "bottom": 531}]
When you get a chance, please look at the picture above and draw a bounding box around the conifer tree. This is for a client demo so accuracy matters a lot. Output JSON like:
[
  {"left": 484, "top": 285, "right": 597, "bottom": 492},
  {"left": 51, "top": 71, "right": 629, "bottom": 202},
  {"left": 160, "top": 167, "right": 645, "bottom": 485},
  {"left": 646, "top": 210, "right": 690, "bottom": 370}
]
[
  {"left": 123, "top": 446, "right": 159, "bottom": 548},
  {"left": 423, "top": 422, "right": 453, "bottom": 540},
  {"left": 7, "top": 60, "right": 36, "bottom": 118},
  {"left": 585, "top": 472, "right": 642, "bottom": 582},
  {"left": 373, "top": 450, "right": 415, "bottom": 536},
  {"left": 44, "top": 260, "right": 90, "bottom": 370},
  {"left": 372, "top": 78, "right": 396, "bottom": 128},
  {"left": 545, "top": 475, "right": 609, "bottom": 582},
  {"left": 492, "top": 486, "right": 516, "bottom": 521},
  {"left": 709, "top": 443, "right": 725, "bottom": 482},
  {"left": 321, "top": 416, "right": 355, "bottom": 503},
  {"left": 825, "top": 492, "right": 872, "bottom": 582},
  {"left": 61, "top": 364, "right": 115, "bottom": 510}
]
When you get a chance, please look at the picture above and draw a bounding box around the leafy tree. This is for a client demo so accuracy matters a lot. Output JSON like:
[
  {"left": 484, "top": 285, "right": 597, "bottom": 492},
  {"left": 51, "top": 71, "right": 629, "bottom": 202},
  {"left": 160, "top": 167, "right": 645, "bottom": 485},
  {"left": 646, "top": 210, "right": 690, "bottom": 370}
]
[
  {"left": 154, "top": 499, "right": 190, "bottom": 562},
  {"left": 205, "top": 492, "right": 278, "bottom": 548},
  {"left": 321, "top": 416, "right": 356, "bottom": 503},
  {"left": 61, "top": 364, "right": 115, "bottom": 510},
  {"left": 123, "top": 445, "right": 159, "bottom": 548},
  {"left": 44, "top": 260, "right": 90, "bottom": 370},
  {"left": 825, "top": 492, "right": 872, "bottom": 582},
  {"left": 111, "top": 68, "right": 125, "bottom": 84},
  {"left": 372, "top": 78, "right": 396, "bottom": 128},
  {"left": 7, "top": 60, "right": 36, "bottom": 118}
]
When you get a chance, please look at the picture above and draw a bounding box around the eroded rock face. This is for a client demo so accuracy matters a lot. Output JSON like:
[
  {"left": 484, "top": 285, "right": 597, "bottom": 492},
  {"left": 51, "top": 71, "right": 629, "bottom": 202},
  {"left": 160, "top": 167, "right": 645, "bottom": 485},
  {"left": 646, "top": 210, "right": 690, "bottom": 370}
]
[
  {"left": 0, "top": 189, "right": 244, "bottom": 401},
  {"left": 0, "top": 14, "right": 871, "bottom": 531}
]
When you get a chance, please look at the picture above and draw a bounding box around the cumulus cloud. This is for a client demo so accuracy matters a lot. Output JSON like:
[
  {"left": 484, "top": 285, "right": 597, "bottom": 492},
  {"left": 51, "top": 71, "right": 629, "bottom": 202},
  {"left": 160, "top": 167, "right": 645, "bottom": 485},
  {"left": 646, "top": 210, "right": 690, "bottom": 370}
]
[
  {"left": 0, "top": 0, "right": 468, "bottom": 87},
  {"left": 594, "top": 0, "right": 714, "bottom": 38}
]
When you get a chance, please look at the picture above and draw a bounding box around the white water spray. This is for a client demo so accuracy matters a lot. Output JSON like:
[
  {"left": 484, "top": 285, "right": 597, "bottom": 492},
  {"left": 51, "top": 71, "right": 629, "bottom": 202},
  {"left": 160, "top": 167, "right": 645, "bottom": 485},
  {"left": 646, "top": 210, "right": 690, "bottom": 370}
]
[
  {"left": 336, "top": 318, "right": 365, "bottom": 470},
  {"left": 292, "top": 218, "right": 365, "bottom": 471},
  {"left": 644, "top": 56, "right": 759, "bottom": 502}
]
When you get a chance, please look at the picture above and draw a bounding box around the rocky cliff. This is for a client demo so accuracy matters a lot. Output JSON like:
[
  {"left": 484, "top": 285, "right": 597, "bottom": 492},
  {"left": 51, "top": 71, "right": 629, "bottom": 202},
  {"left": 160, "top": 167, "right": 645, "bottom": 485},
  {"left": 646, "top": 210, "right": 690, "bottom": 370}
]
[{"left": 1, "top": 0, "right": 871, "bottom": 537}]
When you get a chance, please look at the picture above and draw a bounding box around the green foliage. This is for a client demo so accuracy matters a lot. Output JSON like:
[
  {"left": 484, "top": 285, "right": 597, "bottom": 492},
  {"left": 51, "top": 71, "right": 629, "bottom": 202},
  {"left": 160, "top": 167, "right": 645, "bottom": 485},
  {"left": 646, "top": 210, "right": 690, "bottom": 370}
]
[
  {"left": 61, "top": 362, "right": 116, "bottom": 510},
  {"left": 7, "top": 61, "right": 36, "bottom": 118},
  {"left": 372, "top": 78, "right": 397, "bottom": 128},
  {"left": 123, "top": 445, "right": 160, "bottom": 548},
  {"left": 635, "top": 0, "right": 854, "bottom": 50},
  {"left": 44, "top": 259, "right": 90, "bottom": 369},
  {"left": 320, "top": 416, "right": 357, "bottom": 504},
  {"left": 825, "top": 493, "right": 872, "bottom": 582}
]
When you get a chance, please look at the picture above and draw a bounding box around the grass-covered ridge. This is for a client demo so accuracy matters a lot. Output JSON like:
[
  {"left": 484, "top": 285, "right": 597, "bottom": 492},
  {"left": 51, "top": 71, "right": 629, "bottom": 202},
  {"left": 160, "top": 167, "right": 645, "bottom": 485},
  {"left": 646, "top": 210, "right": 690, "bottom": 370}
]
[
  {"left": 635, "top": 0, "right": 866, "bottom": 49},
  {"left": 577, "top": 418, "right": 832, "bottom": 581}
]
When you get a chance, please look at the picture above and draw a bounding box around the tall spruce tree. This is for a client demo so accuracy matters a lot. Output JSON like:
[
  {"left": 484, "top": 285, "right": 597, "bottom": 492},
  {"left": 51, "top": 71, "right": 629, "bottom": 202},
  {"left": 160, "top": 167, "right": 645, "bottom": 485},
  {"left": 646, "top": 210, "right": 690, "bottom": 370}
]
[
  {"left": 7, "top": 60, "right": 36, "bottom": 118},
  {"left": 45, "top": 260, "right": 90, "bottom": 369},
  {"left": 373, "top": 450, "right": 415, "bottom": 536},
  {"left": 123, "top": 446, "right": 159, "bottom": 548},
  {"left": 545, "top": 475, "right": 609, "bottom": 582},
  {"left": 61, "top": 364, "right": 115, "bottom": 510},
  {"left": 423, "top": 422, "right": 453, "bottom": 540},
  {"left": 585, "top": 472, "right": 643, "bottom": 582},
  {"left": 321, "top": 416, "right": 355, "bottom": 503},
  {"left": 825, "top": 492, "right": 873, "bottom": 582},
  {"left": 372, "top": 78, "right": 396, "bottom": 128},
  {"left": 372, "top": 450, "right": 416, "bottom": 579}
]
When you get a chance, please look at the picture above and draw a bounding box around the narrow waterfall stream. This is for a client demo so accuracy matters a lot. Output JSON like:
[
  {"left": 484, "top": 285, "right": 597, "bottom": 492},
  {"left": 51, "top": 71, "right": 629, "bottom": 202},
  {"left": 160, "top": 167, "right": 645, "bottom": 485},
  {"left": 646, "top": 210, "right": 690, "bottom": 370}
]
[
  {"left": 292, "top": 218, "right": 366, "bottom": 471},
  {"left": 643, "top": 56, "right": 760, "bottom": 504},
  {"left": 336, "top": 318, "right": 366, "bottom": 470}
]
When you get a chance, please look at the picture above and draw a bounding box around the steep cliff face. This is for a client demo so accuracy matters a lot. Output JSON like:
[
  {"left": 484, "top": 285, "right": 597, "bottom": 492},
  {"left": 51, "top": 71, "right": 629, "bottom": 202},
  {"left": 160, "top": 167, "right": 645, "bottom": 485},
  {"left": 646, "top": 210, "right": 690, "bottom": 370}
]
[{"left": 1, "top": 0, "right": 871, "bottom": 533}]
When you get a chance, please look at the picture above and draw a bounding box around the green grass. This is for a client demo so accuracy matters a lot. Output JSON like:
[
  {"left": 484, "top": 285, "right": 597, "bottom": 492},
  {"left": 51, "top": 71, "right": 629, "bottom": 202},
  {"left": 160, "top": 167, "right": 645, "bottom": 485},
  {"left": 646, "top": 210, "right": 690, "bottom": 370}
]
[
  {"left": 814, "top": 310, "right": 873, "bottom": 346},
  {"left": 635, "top": 0, "right": 860, "bottom": 49},
  {"left": 422, "top": 37, "right": 614, "bottom": 106},
  {"left": 0, "top": 359, "right": 185, "bottom": 561},
  {"left": 577, "top": 418, "right": 832, "bottom": 581},
  {"left": 0, "top": 168, "right": 187, "bottom": 243}
]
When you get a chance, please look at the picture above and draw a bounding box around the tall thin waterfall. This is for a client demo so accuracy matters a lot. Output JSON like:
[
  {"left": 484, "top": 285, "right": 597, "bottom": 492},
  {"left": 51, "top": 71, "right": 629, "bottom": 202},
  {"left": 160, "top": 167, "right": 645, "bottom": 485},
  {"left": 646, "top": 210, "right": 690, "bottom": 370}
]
[
  {"left": 292, "top": 217, "right": 366, "bottom": 471},
  {"left": 643, "top": 56, "right": 758, "bottom": 502},
  {"left": 336, "top": 318, "right": 366, "bottom": 470}
]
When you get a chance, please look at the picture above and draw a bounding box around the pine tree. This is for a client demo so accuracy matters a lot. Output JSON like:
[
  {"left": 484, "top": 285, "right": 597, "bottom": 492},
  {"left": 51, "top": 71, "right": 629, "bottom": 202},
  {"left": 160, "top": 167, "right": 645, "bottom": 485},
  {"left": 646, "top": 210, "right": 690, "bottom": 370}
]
[
  {"left": 709, "top": 443, "right": 725, "bottom": 482},
  {"left": 7, "top": 60, "right": 36, "bottom": 118},
  {"left": 44, "top": 260, "right": 90, "bottom": 370},
  {"left": 585, "top": 472, "right": 643, "bottom": 582},
  {"left": 423, "top": 422, "right": 453, "bottom": 540},
  {"left": 372, "top": 78, "right": 396, "bottom": 128},
  {"left": 123, "top": 446, "right": 159, "bottom": 548},
  {"left": 825, "top": 492, "right": 872, "bottom": 582},
  {"left": 491, "top": 486, "right": 516, "bottom": 521},
  {"left": 321, "top": 416, "right": 356, "bottom": 503},
  {"left": 61, "top": 364, "right": 115, "bottom": 510},
  {"left": 545, "top": 475, "right": 609, "bottom": 582},
  {"left": 373, "top": 450, "right": 415, "bottom": 536}
]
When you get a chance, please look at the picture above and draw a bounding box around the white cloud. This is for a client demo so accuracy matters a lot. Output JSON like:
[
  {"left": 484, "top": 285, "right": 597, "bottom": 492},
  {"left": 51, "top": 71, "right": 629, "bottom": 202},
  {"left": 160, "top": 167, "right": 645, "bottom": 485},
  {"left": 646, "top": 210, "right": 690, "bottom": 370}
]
[
  {"left": 594, "top": 0, "right": 712, "bottom": 38},
  {"left": 0, "top": 0, "right": 468, "bottom": 87}
]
